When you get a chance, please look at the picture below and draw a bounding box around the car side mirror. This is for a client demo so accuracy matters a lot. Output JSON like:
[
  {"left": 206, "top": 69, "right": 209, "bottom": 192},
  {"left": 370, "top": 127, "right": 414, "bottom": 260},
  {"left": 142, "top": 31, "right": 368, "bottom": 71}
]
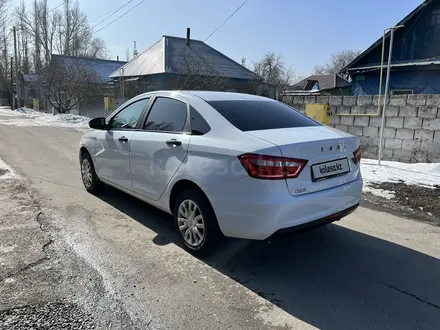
[{"left": 89, "top": 117, "right": 107, "bottom": 130}]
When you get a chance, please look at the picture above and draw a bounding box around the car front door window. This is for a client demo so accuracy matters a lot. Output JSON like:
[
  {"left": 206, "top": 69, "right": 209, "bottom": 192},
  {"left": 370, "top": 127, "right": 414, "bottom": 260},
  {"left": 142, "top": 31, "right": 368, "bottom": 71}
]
[
  {"left": 109, "top": 98, "right": 149, "bottom": 130},
  {"left": 144, "top": 97, "right": 188, "bottom": 132}
]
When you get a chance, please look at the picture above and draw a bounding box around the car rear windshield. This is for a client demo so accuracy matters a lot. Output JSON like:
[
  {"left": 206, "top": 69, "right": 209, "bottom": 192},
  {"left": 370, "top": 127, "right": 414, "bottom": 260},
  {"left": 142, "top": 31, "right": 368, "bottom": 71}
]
[{"left": 207, "top": 100, "right": 320, "bottom": 131}]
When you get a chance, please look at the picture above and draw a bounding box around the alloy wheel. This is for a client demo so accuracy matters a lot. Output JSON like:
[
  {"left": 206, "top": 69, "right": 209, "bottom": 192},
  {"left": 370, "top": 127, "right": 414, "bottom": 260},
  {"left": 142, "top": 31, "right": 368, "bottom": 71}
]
[
  {"left": 81, "top": 158, "right": 93, "bottom": 188},
  {"left": 177, "top": 199, "right": 206, "bottom": 247}
]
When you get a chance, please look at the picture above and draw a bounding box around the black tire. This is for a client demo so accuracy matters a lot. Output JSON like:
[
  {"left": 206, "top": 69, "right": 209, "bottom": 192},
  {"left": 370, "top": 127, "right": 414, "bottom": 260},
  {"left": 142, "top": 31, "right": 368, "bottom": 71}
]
[
  {"left": 80, "top": 151, "right": 104, "bottom": 194},
  {"left": 173, "top": 189, "right": 222, "bottom": 256}
]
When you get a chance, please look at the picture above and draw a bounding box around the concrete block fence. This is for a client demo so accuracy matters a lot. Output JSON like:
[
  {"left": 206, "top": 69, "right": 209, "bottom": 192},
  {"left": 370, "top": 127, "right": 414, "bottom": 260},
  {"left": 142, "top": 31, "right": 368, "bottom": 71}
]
[{"left": 281, "top": 94, "right": 440, "bottom": 163}]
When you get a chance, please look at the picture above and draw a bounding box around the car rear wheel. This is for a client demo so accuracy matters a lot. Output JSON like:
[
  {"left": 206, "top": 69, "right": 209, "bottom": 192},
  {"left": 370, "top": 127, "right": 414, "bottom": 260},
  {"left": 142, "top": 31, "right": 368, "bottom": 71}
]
[
  {"left": 174, "top": 189, "right": 222, "bottom": 255},
  {"left": 80, "top": 152, "right": 104, "bottom": 194}
]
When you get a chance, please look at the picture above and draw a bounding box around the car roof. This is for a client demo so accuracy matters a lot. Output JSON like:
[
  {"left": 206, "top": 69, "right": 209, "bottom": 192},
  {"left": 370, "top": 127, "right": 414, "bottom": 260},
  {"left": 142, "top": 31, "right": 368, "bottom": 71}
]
[
  {"left": 135, "top": 90, "right": 273, "bottom": 102},
  {"left": 180, "top": 91, "right": 272, "bottom": 102}
]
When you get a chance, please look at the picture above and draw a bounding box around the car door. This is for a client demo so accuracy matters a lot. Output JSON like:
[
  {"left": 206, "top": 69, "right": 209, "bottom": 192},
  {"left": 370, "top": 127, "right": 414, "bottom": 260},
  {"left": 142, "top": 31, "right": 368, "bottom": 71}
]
[
  {"left": 94, "top": 97, "right": 150, "bottom": 190},
  {"left": 130, "top": 96, "right": 191, "bottom": 200}
]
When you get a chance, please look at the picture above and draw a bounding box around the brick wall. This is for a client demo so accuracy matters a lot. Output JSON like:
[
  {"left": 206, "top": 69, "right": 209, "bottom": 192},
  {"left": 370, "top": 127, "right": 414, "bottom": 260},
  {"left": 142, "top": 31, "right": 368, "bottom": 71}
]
[{"left": 281, "top": 94, "right": 440, "bottom": 163}]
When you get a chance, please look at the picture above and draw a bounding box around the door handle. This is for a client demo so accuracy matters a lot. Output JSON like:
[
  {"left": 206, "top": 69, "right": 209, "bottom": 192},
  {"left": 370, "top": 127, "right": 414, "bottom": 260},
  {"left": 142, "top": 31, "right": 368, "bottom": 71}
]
[
  {"left": 118, "top": 136, "right": 128, "bottom": 143},
  {"left": 166, "top": 139, "right": 182, "bottom": 146}
]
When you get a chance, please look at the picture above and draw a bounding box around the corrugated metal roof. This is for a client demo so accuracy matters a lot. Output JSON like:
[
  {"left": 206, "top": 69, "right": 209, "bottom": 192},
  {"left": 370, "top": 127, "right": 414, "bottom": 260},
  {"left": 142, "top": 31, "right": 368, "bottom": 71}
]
[
  {"left": 53, "top": 55, "right": 126, "bottom": 82},
  {"left": 23, "top": 74, "right": 40, "bottom": 82},
  {"left": 110, "top": 38, "right": 164, "bottom": 78},
  {"left": 291, "top": 74, "right": 349, "bottom": 90},
  {"left": 342, "top": 0, "right": 433, "bottom": 73},
  {"left": 347, "top": 56, "right": 440, "bottom": 72},
  {"left": 109, "top": 35, "right": 258, "bottom": 80}
]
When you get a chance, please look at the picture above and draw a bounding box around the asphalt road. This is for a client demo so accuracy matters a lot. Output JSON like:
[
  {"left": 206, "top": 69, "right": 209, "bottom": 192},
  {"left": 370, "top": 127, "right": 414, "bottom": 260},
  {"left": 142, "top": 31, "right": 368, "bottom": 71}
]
[{"left": 0, "top": 118, "right": 439, "bottom": 329}]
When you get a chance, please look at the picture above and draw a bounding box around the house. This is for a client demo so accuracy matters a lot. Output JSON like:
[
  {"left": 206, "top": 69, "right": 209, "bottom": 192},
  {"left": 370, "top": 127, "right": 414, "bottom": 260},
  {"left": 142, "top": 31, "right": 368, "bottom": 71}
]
[
  {"left": 108, "top": 33, "right": 266, "bottom": 98},
  {"left": 20, "top": 74, "right": 42, "bottom": 108},
  {"left": 343, "top": 0, "right": 440, "bottom": 95},
  {"left": 51, "top": 55, "right": 126, "bottom": 84},
  {"left": 283, "top": 74, "right": 350, "bottom": 96},
  {"left": 49, "top": 55, "right": 126, "bottom": 117}
]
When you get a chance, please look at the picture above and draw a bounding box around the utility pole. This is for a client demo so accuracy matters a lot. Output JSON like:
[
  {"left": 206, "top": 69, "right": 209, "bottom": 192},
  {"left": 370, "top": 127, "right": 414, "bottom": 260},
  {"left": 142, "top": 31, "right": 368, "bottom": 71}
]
[
  {"left": 120, "top": 68, "right": 125, "bottom": 101},
  {"left": 10, "top": 57, "right": 14, "bottom": 109},
  {"left": 65, "top": 0, "right": 70, "bottom": 55},
  {"left": 378, "top": 25, "right": 404, "bottom": 165},
  {"left": 13, "top": 26, "right": 19, "bottom": 109}
]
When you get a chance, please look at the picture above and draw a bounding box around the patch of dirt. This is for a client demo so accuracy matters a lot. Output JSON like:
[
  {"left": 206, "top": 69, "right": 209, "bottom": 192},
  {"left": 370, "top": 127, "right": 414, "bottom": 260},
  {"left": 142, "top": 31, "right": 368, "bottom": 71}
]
[
  {"left": 364, "top": 182, "right": 440, "bottom": 226},
  {"left": 0, "top": 301, "right": 97, "bottom": 330}
]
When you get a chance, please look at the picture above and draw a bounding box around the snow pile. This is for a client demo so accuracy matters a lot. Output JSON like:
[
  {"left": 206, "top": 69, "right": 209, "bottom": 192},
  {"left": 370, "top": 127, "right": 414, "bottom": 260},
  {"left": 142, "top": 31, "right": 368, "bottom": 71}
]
[
  {"left": 361, "top": 159, "right": 440, "bottom": 199},
  {"left": 0, "top": 107, "right": 90, "bottom": 130},
  {"left": 15, "top": 107, "right": 37, "bottom": 114},
  {"left": 36, "top": 112, "right": 90, "bottom": 128},
  {"left": 0, "top": 158, "right": 18, "bottom": 180}
]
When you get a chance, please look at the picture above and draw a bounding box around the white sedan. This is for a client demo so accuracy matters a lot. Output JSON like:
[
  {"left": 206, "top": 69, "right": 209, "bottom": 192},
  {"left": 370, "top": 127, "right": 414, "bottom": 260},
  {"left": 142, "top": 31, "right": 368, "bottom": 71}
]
[{"left": 79, "top": 91, "right": 362, "bottom": 254}]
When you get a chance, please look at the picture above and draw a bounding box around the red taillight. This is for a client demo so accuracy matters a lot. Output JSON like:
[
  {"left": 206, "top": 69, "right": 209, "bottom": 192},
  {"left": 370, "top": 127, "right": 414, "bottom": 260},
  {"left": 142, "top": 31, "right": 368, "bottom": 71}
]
[
  {"left": 238, "top": 154, "right": 308, "bottom": 180},
  {"left": 353, "top": 146, "right": 362, "bottom": 165}
]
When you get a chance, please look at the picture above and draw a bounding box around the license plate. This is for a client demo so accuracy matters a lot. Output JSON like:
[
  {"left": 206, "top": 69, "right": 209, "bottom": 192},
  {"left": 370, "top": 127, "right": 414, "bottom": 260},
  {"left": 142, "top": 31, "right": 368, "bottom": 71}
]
[{"left": 311, "top": 158, "right": 350, "bottom": 181}]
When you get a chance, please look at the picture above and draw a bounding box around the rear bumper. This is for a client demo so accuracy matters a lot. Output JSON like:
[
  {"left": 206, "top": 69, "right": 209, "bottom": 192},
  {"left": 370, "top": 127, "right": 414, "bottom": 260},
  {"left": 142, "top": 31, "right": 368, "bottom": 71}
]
[
  {"left": 273, "top": 203, "right": 359, "bottom": 235},
  {"left": 204, "top": 173, "right": 363, "bottom": 240}
]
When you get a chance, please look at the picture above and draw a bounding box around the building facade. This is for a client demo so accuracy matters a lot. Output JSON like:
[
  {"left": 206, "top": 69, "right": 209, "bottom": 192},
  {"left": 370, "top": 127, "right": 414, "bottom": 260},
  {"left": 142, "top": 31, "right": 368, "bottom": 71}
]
[{"left": 344, "top": 0, "right": 440, "bottom": 95}]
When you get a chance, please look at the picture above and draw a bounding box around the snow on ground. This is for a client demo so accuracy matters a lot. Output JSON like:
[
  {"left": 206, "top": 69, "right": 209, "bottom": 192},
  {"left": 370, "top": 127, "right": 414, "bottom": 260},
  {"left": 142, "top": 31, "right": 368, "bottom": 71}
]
[
  {"left": 0, "top": 107, "right": 90, "bottom": 131},
  {"left": 361, "top": 159, "right": 440, "bottom": 199},
  {"left": 0, "top": 158, "right": 18, "bottom": 180}
]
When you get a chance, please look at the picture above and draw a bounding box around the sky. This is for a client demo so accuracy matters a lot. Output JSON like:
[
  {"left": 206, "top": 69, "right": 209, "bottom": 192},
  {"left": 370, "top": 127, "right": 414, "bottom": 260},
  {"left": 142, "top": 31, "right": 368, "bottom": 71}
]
[{"left": 37, "top": 0, "right": 423, "bottom": 75}]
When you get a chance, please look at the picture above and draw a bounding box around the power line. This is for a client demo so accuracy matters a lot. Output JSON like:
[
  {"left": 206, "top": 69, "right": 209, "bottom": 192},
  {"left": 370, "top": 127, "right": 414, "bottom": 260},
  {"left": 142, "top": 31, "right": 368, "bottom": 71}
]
[
  {"left": 89, "top": 0, "right": 133, "bottom": 24},
  {"left": 94, "top": 0, "right": 147, "bottom": 34},
  {"left": 180, "top": 0, "right": 250, "bottom": 89},
  {"left": 204, "top": 0, "right": 249, "bottom": 42},
  {"left": 49, "top": 0, "right": 68, "bottom": 13},
  {"left": 90, "top": 0, "right": 136, "bottom": 30}
]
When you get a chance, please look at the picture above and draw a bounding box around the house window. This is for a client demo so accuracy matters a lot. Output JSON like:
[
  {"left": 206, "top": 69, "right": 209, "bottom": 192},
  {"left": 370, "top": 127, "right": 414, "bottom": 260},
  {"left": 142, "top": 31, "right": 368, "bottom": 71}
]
[
  {"left": 431, "top": 10, "right": 440, "bottom": 26},
  {"left": 391, "top": 89, "right": 413, "bottom": 95}
]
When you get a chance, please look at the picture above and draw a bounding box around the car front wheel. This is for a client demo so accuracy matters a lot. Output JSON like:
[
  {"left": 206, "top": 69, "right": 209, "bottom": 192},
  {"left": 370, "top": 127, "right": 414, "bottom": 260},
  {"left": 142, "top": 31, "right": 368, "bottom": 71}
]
[
  {"left": 80, "top": 152, "right": 104, "bottom": 194},
  {"left": 174, "top": 190, "right": 221, "bottom": 255}
]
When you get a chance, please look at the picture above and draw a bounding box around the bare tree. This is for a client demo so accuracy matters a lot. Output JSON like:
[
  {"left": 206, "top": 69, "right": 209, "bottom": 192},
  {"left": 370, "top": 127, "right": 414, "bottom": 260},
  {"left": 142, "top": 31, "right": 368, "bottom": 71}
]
[
  {"left": 15, "top": 0, "right": 54, "bottom": 71},
  {"left": 14, "top": 0, "right": 108, "bottom": 72},
  {"left": 63, "top": 0, "right": 94, "bottom": 57},
  {"left": 15, "top": 1, "right": 30, "bottom": 73},
  {"left": 0, "top": 0, "right": 10, "bottom": 90},
  {"left": 84, "top": 37, "right": 108, "bottom": 59},
  {"left": 178, "top": 47, "right": 229, "bottom": 91},
  {"left": 41, "top": 58, "right": 105, "bottom": 113},
  {"left": 314, "top": 50, "right": 362, "bottom": 77},
  {"left": 252, "top": 53, "right": 302, "bottom": 93},
  {"left": 39, "top": 0, "right": 62, "bottom": 64}
]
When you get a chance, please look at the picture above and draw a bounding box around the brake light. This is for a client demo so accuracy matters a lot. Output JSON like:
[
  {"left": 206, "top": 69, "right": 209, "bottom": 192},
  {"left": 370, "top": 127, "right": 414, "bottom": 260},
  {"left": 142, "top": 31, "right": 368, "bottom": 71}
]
[
  {"left": 238, "top": 154, "right": 308, "bottom": 180},
  {"left": 353, "top": 146, "right": 361, "bottom": 165}
]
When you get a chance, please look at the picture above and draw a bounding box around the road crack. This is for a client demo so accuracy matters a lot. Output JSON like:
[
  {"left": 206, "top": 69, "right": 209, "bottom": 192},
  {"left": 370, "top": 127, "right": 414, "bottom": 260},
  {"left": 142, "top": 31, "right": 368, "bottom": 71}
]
[
  {"left": 0, "top": 212, "right": 53, "bottom": 281},
  {"left": 0, "top": 255, "right": 49, "bottom": 282},
  {"left": 17, "top": 255, "right": 48, "bottom": 273},
  {"left": 380, "top": 281, "right": 440, "bottom": 310}
]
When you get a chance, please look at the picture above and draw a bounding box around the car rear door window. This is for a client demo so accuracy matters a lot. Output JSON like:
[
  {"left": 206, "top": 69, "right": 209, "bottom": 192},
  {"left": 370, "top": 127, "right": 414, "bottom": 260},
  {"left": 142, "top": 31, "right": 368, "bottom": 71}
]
[
  {"left": 108, "top": 98, "right": 149, "bottom": 129},
  {"left": 144, "top": 97, "right": 187, "bottom": 132},
  {"left": 207, "top": 100, "right": 320, "bottom": 131}
]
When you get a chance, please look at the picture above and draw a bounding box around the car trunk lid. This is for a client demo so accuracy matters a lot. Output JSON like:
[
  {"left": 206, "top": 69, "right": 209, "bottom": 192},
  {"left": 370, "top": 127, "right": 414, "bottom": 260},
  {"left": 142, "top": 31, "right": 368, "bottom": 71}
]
[{"left": 246, "top": 126, "right": 360, "bottom": 196}]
